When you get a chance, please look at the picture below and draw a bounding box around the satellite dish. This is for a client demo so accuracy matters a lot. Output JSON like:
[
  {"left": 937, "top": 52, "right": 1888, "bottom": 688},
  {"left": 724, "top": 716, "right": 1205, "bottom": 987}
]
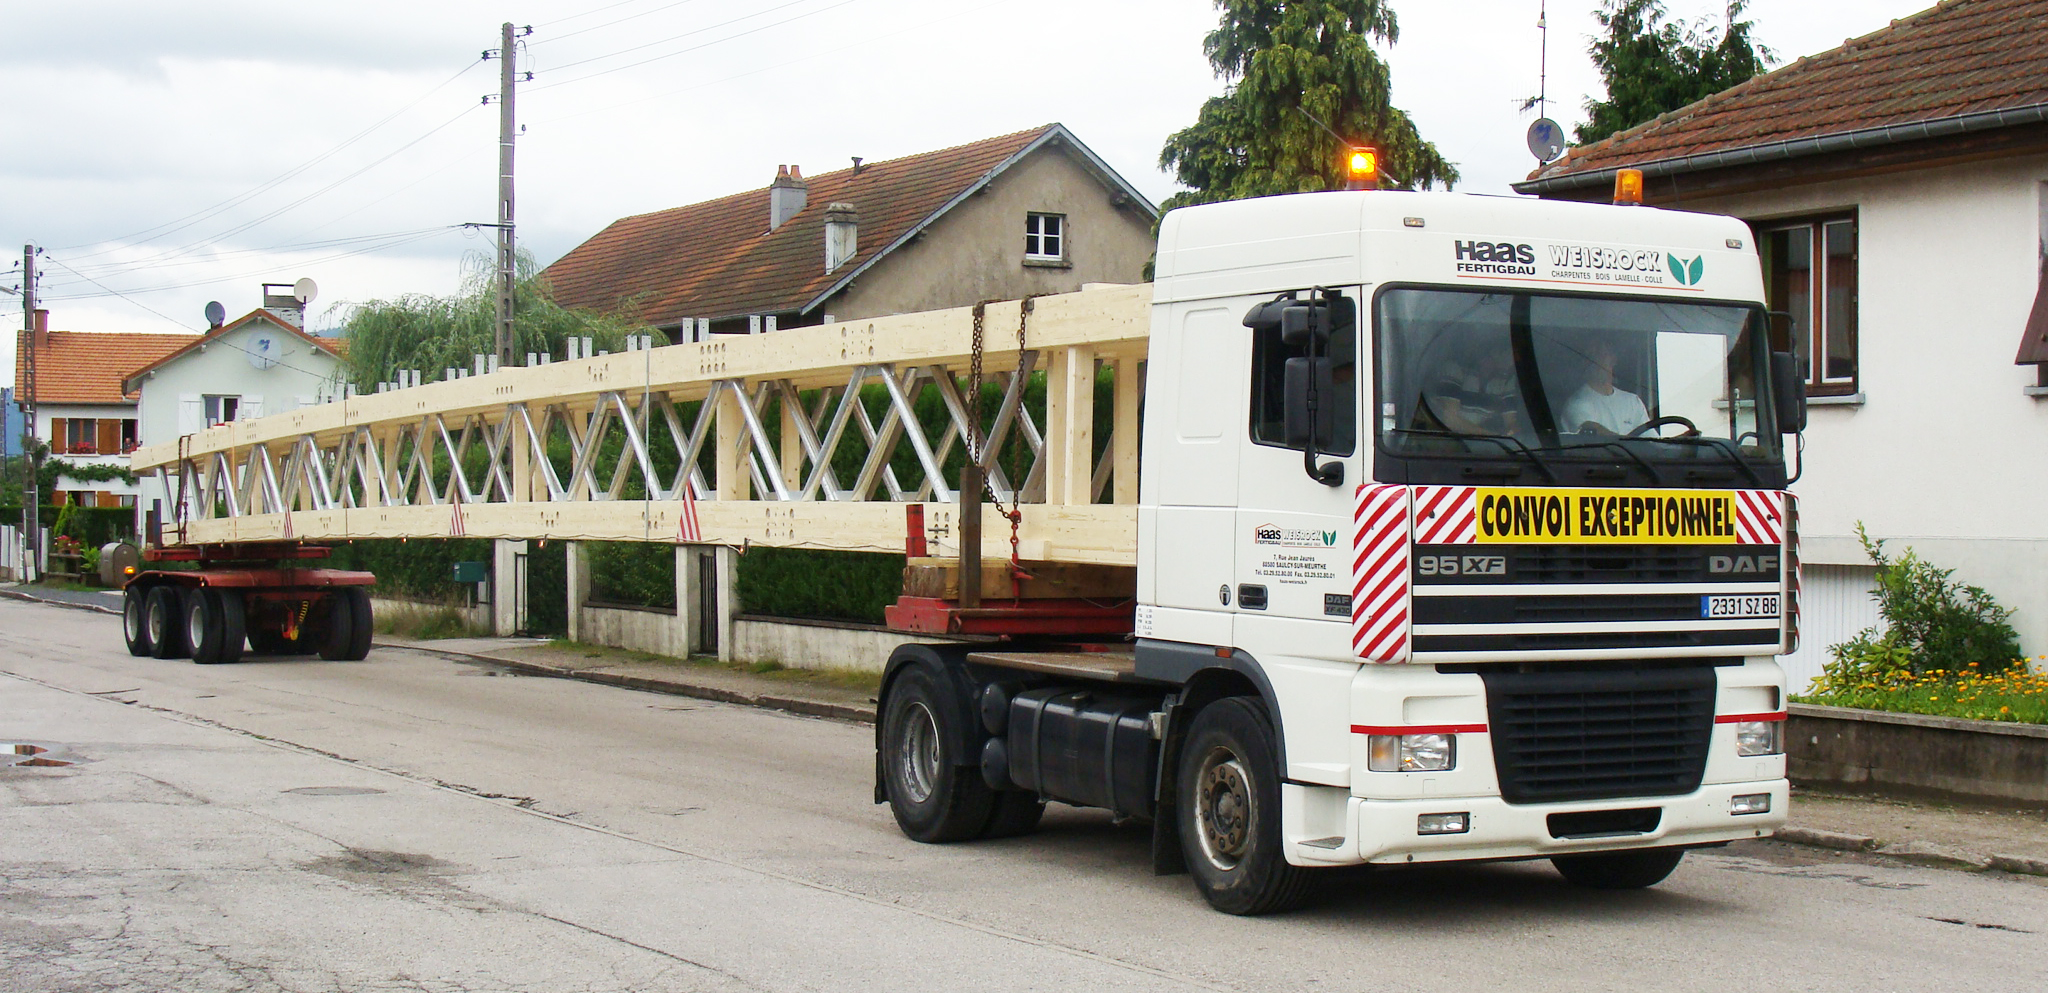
[
  {"left": 247, "top": 334, "right": 280, "bottom": 371},
  {"left": 1527, "top": 118, "right": 1566, "bottom": 164},
  {"left": 203, "top": 300, "right": 227, "bottom": 328},
  {"left": 293, "top": 277, "right": 319, "bottom": 305}
]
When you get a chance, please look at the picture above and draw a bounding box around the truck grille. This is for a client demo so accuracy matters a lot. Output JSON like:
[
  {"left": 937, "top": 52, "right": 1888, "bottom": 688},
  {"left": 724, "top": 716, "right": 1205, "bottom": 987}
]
[{"left": 1480, "top": 666, "right": 1715, "bottom": 804}]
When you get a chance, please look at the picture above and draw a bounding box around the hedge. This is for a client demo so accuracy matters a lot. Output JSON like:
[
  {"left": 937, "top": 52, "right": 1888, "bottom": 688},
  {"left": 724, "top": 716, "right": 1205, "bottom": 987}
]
[
  {"left": 324, "top": 537, "right": 494, "bottom": 601},
  {"left": 736, "top": 546, "right": 904, "bottom": 624},
  {"left": 0, "top": 505, "right": 135, "bottom": 547},
  {"left": 587, "top": 541, "right": 677, "bottom": 608}
]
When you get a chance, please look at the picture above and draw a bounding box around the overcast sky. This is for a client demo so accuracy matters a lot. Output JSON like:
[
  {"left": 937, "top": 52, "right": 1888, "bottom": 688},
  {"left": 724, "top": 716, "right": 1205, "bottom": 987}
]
[{"left": 1, "top": 0, "right": 1930, "bottom": 382}]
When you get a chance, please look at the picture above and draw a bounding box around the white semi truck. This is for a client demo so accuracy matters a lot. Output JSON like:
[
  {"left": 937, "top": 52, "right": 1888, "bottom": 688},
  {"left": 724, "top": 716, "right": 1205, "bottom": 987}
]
[{"left": 875, "top": 187, "right": 1801, "bottom": 914}]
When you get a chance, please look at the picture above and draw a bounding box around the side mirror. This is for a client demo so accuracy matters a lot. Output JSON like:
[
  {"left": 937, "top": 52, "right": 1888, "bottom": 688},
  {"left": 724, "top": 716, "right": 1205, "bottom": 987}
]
[
  {"left": 1770, "top": 351, "right": 1807, "bottom": 433},
  {"left": 1283, "top": 357, "right": 1353, "bottom": 453},
  {"left": 1241, "top": 299, "right": 1293, "bottom": 331},
  {"left": 1280, "top": 305, "right": 1325, "bottom": 346}
]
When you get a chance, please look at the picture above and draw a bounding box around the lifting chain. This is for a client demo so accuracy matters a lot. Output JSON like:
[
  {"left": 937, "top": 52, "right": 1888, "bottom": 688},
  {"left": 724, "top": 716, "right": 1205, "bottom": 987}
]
[{"left": 966, "top": 297, "right": 1038, "bottom": 597}]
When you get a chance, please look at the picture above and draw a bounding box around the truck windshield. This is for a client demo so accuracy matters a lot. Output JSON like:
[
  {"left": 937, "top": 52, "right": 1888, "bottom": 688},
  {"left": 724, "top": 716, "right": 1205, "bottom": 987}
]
[{"left": 1376, "top": 288, "right": 1780, "bottom": 473}]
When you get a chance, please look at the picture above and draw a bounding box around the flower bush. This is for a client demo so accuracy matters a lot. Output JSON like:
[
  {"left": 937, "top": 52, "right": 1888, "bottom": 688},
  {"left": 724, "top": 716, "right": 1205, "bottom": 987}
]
[{"left": 1798, "top": 655, "right": 2048, "bottom": 725}]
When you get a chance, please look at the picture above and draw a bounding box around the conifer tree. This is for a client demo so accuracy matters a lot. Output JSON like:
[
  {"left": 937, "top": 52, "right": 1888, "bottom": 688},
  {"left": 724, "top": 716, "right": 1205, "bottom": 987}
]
[{"left": 1159, "top": 0, "right": 1456, "bottom": 210}]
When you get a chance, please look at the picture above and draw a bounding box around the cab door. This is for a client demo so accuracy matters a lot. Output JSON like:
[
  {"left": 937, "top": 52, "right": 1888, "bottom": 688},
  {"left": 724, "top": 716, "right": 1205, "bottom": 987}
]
[{"left": 1232, "top": 289, "right": 1363, "bottom": 659}]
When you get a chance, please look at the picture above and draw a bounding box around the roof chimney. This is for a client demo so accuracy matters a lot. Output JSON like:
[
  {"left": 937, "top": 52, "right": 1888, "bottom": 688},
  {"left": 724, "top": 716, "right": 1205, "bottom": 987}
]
[
  {"left": 32, "top": 308, "right": 47, "bottom": 340},
  {"left": 824, "top": 202, "right": 859, "bottom": 273},
  {"left": 769, "top": 163, "right": 808, "bottom": 231},
  {"left": 261, "top": 282, "right": 306, "bottom": 328}
]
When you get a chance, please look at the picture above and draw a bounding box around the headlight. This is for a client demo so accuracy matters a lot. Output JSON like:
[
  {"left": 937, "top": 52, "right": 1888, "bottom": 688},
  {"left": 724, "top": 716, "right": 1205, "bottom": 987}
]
[
  {"left": 1368, "top": 733, "right": 1457, "bottom": 772},
  {"left": 1734, "top": 720, "right": 1783, "bottom": 756}
]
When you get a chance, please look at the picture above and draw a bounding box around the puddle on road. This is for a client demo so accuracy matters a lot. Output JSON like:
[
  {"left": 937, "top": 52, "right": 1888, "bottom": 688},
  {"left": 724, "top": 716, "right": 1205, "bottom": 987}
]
[
  {"left": 284, "top": 786, "right": 387, "bottom": 796},
  {"left": 3, "top": 743, "right": 73, "bottom": 768}
]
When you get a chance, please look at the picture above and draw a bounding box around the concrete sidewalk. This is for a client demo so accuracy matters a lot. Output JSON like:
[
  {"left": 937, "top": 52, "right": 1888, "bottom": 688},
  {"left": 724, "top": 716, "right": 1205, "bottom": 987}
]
[{"left": 7, "top": 583, "right": 2045, "bottom": 878}]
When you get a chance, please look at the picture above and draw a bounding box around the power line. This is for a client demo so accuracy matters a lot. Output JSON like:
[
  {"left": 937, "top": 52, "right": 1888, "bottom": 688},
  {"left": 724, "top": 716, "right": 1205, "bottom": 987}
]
[
  {"left": 38, "top": 228, "right": 461, "bottom": 303},
  {"left": 533, "top": 0, "right": 1007, "bottom": 126},
  {"left": 534, "top": 0, "right": 706, "bottom": 45},
  {"left": 533, "top": 0, "right": 650, "bottom": 29},
  {"left": 532, "top": 0, "right": 861, "bottom": 89},
  {"left": 51, "top": 228, "right": 466, "bottom": 280},
  {"left": 54, "top": 58, "right": 487, "bottom": 262}
]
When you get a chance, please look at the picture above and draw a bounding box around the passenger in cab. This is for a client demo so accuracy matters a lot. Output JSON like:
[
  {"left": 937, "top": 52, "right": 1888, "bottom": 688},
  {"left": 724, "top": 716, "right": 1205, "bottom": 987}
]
[{"left": 1562, "top": 339, "right": 1649, "bottom": 435}]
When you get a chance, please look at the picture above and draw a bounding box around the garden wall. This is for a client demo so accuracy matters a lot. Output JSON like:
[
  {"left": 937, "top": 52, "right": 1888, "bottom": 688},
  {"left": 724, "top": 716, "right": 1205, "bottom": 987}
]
[{"left": 1790, "top": 702, "right": 2048, "bottom": 805}]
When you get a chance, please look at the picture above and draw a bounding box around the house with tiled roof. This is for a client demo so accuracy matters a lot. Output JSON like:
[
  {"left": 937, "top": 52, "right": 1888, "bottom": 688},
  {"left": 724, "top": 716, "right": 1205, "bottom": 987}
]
[
  {"left": 12, "top": 309, "right": 198, "bottom": 508},
  {"left": 1518, "top": 0, "right": 2048, "bottom": 680},
  {"left": 543, "top": 124, "right": 1158, "bottom": 340},
  {"left": 118, "top": 300, "right": 345, "bottom": 528}
]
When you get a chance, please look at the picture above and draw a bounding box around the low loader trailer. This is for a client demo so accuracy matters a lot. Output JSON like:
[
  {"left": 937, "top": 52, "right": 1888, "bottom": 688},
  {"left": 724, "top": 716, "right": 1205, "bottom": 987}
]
[{"left": 122, "top": 181, "right": 1805, "bottom": 916}]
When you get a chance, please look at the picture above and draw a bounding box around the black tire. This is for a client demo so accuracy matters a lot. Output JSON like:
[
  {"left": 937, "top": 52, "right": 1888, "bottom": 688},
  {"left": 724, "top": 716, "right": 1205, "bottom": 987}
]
[
  {"left": 881, "top": 665, "right": 996, "bottom": 842},
  {"left": 1178, "top": 696, "right": 1316, "bottom": 915},
  {"left": 982, "top": 791, "right": 1047, "bottom": 839},
  {"left": 147, "top": 586, "right": 189, "bottom": 659},
  {"left": 343, "top": 588, "right": 373, "bottom": 661},
  {"left": 188, "top": 589, "right": 244, "bottom": 664},
  {"left": 122, "top": 585, "right": 154, "bottom": 657},
  {"left": 1552, "top": 848, "right": 1686, "bottom": 889},
  {"left": 317, "top": 591, "right": 355, "bottom": 661}
]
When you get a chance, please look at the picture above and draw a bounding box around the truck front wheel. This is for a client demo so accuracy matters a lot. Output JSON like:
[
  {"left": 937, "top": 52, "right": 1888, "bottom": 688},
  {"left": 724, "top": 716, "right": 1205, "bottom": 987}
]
[
  {"left": 881, "top": 665, "right": 994, "bottom": 842},
  {"left": 1551, "top": 848, "right": 1686, "bottom": 889},
  {"left": 1178, "top": 696, "right": 1315, "bottom": 915}
]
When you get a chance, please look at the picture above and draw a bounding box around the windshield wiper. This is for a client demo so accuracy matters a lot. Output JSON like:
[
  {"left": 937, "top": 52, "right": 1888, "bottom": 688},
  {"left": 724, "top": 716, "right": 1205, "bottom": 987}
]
[
  {"left": 1627, "top": 435, "right": 1767, "bottom": 488},
  {"left": 1389, "top": 428, "right": 1558, "bottom": 483},
  {"left": 1545, "top": 439, "right": 1665, "bottom": 486}
]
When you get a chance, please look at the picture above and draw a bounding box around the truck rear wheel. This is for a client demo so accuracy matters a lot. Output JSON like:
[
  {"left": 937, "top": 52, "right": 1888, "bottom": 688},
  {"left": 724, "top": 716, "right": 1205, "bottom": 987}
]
[
  {"left": 146, "top": 586, "right": 189, "bottom": 659},
  {"left": 123, "top": 586, "right": 154, "bottom": 657},
  {"left": 318, "top": 588, "right": 373, "bottom": 661},
  {"left": 1551, "top": 848, "right": 1686, "bottom": 889},
  {"left": 882, "top": 665, "right": 995, "bottom": 842},
  {"left": 188, "top": 589, "right": 245, "bottom": 665},
  {"left": 1178, "top": 696, "right": 1315, "bottom": 915}
]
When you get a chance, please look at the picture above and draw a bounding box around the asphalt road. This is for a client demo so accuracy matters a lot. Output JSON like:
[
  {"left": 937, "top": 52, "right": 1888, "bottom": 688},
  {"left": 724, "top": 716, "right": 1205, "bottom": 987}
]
[{"left": 3, "top": 598, "right": 2044, "bottom": 993}]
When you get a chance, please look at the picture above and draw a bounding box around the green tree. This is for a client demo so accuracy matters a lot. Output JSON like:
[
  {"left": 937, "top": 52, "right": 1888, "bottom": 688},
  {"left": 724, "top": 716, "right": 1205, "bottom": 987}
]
[
  {"left": 338, "top": 250, "right": 648, "bottom": 390},
  {"left": 1576, "top": 0, "right": 1773, "bottom": 145},
  {"left": 1159, "top": 0, "right": 1456, "bottom": 210}
]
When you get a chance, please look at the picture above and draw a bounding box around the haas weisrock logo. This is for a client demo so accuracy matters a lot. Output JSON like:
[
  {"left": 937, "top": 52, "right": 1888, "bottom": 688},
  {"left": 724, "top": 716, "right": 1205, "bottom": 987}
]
[
  {"left": 1667, "top": 251, "right": 1705, "bottom": 286},
  {"left": 1253, "top": 524, "right": 1339, "bottom": 548}
]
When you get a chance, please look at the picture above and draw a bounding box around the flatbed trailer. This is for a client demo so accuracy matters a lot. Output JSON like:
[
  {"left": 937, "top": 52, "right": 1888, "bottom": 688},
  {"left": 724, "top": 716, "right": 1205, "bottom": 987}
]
[{"left": 121, "top": 543, "right": 374, "bottom": 664}]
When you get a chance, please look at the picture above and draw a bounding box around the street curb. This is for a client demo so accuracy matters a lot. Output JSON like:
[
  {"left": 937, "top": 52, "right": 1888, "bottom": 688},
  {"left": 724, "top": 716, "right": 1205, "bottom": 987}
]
[
  {"left": 0, "top": 588, "right": 120, "bottom": 616},
  {"left": 1773, "top": 826, "right": 1878, "bottom": 852},
  {"left": 380, "top": 641, "right": 879, "bottom": 725},
  {"left": 1876, "top": 840, "right": 1994, "bottom": 871}
]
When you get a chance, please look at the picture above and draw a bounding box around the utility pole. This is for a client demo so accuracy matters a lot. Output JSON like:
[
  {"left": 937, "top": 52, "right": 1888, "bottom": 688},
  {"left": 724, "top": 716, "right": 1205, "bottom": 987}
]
[
  {"left": 493, "top": 22, "right": 523, "bottom": 370},
  {"left": 19, "top": 244, "right": 37, "bottom": 577}
]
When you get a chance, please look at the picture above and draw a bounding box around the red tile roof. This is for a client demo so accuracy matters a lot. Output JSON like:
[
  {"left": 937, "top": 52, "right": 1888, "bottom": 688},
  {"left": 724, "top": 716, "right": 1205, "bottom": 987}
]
[
  {"left": 118, "top": 309, "right": 343, "bottom": 394},
  {"left": 1520, "top": 0, "right": 2048, "bottom": 191},
  {"left": 15, "top": 330, "right": 199, "bottom": 405},
  {"left": 542, "top": 125, "right": 1149, "bottom": 326}
]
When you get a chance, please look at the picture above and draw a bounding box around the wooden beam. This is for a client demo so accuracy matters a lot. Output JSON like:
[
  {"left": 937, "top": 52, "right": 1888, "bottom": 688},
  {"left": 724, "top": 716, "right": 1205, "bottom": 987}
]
[{"left": 1112, "top": 356, "right": 1140, "bottom": 504}]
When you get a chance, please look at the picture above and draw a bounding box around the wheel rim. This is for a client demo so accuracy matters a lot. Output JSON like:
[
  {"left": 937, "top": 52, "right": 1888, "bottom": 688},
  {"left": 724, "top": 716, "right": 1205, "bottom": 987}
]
[
  {"left": 125, "top": 594, "right": 144, "bottom": 642},
  {"left": 1194, "top": 745, "right": 1254, "bottom": 871},
  {"left": 896, "top": 701, "right": 942, "bottom": 804},
  {"left": 187, "top": 597, "right": 206, "bottom": 648},
  {"left": 147, "top": 595, "right": 167, "bottom": 644}
]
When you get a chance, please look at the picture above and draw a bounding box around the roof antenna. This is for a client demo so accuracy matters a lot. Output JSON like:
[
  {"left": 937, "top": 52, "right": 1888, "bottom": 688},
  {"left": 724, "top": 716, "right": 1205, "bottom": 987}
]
[{"left": 1525, "top": 1, "right": 1565, "bottom": 164}]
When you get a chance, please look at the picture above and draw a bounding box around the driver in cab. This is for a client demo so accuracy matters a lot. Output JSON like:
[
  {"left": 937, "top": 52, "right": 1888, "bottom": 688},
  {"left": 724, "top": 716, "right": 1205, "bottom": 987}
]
[{"left": 1562, "top": 339, "right": 1649, "bottom": 435}]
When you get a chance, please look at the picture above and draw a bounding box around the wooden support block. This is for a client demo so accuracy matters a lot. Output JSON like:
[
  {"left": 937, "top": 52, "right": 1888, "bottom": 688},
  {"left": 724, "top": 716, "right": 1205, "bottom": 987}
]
[
  {"left": 1112, "top": 356, "right": 1140, "bottom": 504},
  {"left": 902, "top": 556, "right": 1136, "bottom": 600},
  {"left": 715, "top": 384, "right": 749, "bottom": 501}
]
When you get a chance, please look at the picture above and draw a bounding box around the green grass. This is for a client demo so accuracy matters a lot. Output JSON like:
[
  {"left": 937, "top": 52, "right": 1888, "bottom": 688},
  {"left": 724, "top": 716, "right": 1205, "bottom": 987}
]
[{"left": 374, "top": 602, "right": 490, "bottom": 641}]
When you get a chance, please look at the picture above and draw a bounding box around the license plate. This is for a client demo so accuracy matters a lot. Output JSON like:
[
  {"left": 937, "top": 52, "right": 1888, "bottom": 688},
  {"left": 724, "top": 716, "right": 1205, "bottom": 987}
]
[{"left": 1702, "top": 594, "right": 1779, "bottom": 619}]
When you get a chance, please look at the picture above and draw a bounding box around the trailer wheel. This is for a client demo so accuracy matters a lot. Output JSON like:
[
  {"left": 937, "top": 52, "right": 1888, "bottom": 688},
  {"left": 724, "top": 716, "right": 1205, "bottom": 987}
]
[
  {"left": 122, "top": 586, "right": 154, "bottom": 657},
  {"left": 881, "top": 665, "right": 995, "bottom": 842},
  {"left": 1551, "top": 848, "right": 1686, "bottom": 890},
  {"left": 1177, "top": 696, "right": 1315, "bottom": 915},
  {"left": 188, "top": 589, "right": 245, "bottom": 665},
  {"left": 146, "top": 586, "right": 189, "bottom": 659},
  {"left": 319, "top": 588, "right": 373, "bottom": 662}
]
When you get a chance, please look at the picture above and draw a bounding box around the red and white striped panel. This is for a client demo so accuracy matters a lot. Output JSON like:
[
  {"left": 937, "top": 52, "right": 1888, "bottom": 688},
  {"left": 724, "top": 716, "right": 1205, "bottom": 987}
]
[
  {"left": 1411, "top": 484, "right": 1477, "bottom": 545},
  {"left": 677, "top": 486, "right": 702, "bottom": 543},
  {"left": 1734, "top": 489, "right": 1784, "bottom": 545},
  {"left": 1352, "top": 484, "right": 1413, "bottom": 664}
]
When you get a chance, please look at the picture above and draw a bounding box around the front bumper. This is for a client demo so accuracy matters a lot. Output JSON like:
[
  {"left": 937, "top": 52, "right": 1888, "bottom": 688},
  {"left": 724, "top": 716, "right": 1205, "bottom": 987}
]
[{"left": 1286, "top": 779, "right": 1789, "bottom": 866}]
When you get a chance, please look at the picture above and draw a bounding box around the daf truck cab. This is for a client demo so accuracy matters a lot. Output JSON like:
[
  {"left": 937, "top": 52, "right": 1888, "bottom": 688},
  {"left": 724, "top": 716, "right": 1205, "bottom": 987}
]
[{"left": 877, "top": 189, "right": 1801, "bottom": 914}]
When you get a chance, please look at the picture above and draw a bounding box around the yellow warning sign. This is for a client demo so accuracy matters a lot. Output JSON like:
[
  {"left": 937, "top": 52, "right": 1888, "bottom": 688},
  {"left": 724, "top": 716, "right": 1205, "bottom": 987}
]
[{"left": 1473, "top": 488, "right": 1739, "bottom": 544}]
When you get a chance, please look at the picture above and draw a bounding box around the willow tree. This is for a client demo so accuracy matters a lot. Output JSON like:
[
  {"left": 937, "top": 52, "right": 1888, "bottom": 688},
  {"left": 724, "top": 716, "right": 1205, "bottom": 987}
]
[
  {"left": 1159, "top": 0, "right": 1457, "bottom": 209},
  {"left": 337, "top": 250, "right": 646, "bottom": 390}
]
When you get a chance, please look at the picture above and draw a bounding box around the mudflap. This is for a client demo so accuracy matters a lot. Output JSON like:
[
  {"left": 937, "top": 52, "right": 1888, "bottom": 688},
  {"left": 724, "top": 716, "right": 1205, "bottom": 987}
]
[{"left": 1149, "top": 696, "right": 1190, "bottom": 876}]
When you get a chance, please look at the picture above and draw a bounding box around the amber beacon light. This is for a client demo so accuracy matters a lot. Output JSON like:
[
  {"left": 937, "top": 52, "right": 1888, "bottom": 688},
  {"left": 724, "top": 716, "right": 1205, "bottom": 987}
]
[
  {"left": 1346, "top": 147, "right": 1380, "bottom": 190},
  {"left": 1613, "top": 168, "right": 1645, "bottom": 205}
]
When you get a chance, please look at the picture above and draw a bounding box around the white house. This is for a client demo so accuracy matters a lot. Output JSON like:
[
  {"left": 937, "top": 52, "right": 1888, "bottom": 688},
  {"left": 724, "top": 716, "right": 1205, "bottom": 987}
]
[
  {"left": 12, "top": 308, "right": 198, "bottom": 509},
  {"left": 1519, "top": 0, "right": 2048, "bottom": 688},
  {"left": 123, "top": 304, "right": 345, "bottom": 525}
]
